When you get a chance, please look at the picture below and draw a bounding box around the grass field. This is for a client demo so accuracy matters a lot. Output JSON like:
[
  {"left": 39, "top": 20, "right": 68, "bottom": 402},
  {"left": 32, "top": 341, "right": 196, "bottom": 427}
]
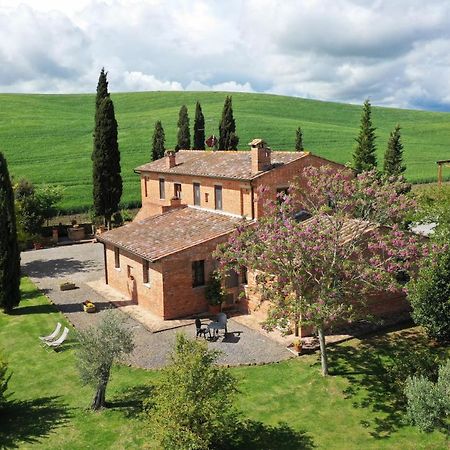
[
  {"left": 0, "top": 278, "right": 448, "bottom": 449},
  {"left": 0, "top": 91, "right": 449, "bottom": 212}
]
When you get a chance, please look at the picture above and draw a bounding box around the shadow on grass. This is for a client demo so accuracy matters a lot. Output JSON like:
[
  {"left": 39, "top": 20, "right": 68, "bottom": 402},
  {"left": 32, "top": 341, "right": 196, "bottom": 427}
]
[
  {"left": 327, "top": 326, "right": 448, "bottom": 439},
  {"left": 0, "top": 396, "right": 71, "bottom": 449},
  {"left": 108, "top": 384, "right": 155, "bottom": 418},
  {"left": 220, "top": 420, "right": 315, "bottom": 450},
  {"left": 11, "top": 303, "right": 57, "bottom": 316}
]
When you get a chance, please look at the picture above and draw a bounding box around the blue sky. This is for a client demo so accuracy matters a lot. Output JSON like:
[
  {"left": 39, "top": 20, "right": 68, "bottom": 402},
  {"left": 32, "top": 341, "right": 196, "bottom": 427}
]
[{"left": 2, "top": 0, "right": 450, "bottom": 111}]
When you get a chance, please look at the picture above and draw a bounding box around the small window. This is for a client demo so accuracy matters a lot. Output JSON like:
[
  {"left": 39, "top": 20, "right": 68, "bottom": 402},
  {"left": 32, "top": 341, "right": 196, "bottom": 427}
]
[
  {"left": 114, "top": 247, "right": 120, "bottom": 268},
  {"left": 225, "top": 269, "right": 239, "bottom": 288},
  {"left": 144, "top": 177, "right": 148, "bottom": 197},
  {"left": 143, "top": 259, "right": 149, "bottom": 284},
  {"left": 214, "top": 185, "right": 222, "bottom": 210},
  {"left": 193, "top": 183, "right": 201, "bottom": 206},
  {"left": 276, "top": 187, "right": 289, "bottom": 203},
  {"left": 240, "top": 266, "right": 248, "bottom": 285},
  {"left": 192, "top": 260, "right": 205, "bottom": 287},
  {"left": 159, "top": 179, "right": 165, "bottom": 200},
  {"left": 174, "top": 183, "right": 182, "bottom": 199}
]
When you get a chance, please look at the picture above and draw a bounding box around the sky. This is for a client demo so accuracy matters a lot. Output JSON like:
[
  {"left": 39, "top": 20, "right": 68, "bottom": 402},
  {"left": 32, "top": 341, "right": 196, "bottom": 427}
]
[{"left": 1, "top": 0, "right": 450, "bottom": 111}]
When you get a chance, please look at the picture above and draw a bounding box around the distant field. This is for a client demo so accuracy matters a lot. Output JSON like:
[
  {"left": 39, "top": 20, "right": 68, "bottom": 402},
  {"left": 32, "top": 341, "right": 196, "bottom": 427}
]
[{"left": 0, "top": 91, "right": 449, "bottom": 212}]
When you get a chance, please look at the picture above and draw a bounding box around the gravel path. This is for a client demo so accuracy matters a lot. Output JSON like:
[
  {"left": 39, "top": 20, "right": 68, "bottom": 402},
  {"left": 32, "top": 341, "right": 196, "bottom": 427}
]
[{"left": 21, "top": 243, "right": 292, "bottom": 369}]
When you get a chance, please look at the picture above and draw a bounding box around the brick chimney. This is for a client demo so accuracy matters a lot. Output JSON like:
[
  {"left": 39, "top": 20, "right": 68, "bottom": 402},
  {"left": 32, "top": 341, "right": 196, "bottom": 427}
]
[
  {"left": 249, "top": 139, "right": 271, "bottom": 174},
  {"left": 165, "top": 150, "right": 176, "bottom": 169}
]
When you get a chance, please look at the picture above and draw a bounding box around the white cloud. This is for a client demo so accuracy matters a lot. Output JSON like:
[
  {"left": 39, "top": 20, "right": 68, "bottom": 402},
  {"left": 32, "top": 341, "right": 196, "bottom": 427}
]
[{"left": 1, "top": 0, "right": 450, "bottom": 110}]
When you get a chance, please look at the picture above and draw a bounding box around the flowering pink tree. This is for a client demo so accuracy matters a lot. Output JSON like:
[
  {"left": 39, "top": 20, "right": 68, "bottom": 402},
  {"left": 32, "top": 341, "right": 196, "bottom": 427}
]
[{"left": 215, "top": 166, "right": 429, "bottom": 376}]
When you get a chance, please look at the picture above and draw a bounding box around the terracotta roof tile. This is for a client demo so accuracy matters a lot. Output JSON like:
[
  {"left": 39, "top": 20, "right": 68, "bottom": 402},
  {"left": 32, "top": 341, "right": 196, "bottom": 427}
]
[
  {"left": 135, "top": 150, "right": 309, "bottom": 180},
  {"left": 97, "top": 207, "right": 244, "bottom": 261}
]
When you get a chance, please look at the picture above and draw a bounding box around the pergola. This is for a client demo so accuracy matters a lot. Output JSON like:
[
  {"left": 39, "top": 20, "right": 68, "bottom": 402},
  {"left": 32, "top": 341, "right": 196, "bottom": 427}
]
[{"left": 436, "top": 160, "right": 450, "bottom": 187}]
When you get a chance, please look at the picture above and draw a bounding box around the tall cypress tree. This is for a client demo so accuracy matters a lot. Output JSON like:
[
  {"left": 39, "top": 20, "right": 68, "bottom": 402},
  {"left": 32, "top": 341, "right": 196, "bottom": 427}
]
[
  {"left": 353, "top": 99, "right": 377, "bottom": 173},
  {"left": 218, "top": 96, "right": 239, "bottom": 150},
  {"left": 92, "top": 96, "right": 122, "bottom": 229},
  {"left": 384, "top": 124, "right": 406, "bottom": 177},
  {"left": 96, "top": 68, "right": 109, "bottom": 110},
  {"left": 193, "top": 101, "right": 205, "bottom": 150},
  {"left": 152, "top": 121, "right": 166, "bottom": 160},
  {"left": 176, "top": 105, "right": 190, "bottom": 150},
  {"left": 0, "top": 152, "right": 20, "bottom": 313},
  {"left": 295, "top": 126, "right": 304, "bottom": 151}
]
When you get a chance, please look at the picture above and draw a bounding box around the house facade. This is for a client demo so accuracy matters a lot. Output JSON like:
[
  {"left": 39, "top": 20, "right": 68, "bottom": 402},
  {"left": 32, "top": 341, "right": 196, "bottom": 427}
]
[{"left": 98, "top": 139, "right": 409, "bottom": 332}]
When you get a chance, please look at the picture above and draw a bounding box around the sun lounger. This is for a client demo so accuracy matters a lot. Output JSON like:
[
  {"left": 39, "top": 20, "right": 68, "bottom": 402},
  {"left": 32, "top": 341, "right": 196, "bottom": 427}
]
[
  {"left": 44, "top": 327, "right": 69, "bottom": 351},
  {"left": 39, "top": 322, "right": 62, "bottom": 342}
]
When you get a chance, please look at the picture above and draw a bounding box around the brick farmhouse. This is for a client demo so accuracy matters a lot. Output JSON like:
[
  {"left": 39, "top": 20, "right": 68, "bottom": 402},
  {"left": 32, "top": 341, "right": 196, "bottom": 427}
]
[{"left": 98, "top": 139, "right": 409, "bottom": 333}]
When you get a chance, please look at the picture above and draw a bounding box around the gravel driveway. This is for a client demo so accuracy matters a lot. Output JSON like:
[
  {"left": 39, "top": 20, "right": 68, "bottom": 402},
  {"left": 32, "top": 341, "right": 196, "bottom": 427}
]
[{"left": 21, "top": 242, "right": 292, "bottom": 369}]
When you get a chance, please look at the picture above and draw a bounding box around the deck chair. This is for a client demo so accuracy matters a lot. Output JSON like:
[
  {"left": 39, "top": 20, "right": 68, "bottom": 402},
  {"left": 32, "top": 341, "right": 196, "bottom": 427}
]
[
  {"left": 39, "top": 322, "right": 62, "bottom": 342},
  {"left": 44, "top": 327, "right": 69, "bottom": 351}
]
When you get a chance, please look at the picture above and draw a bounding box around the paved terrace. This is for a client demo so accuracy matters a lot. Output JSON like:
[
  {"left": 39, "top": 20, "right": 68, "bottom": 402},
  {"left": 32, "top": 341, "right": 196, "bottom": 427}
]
[{"left": 21, "top": 242, "right": 292, "bottom": 369}]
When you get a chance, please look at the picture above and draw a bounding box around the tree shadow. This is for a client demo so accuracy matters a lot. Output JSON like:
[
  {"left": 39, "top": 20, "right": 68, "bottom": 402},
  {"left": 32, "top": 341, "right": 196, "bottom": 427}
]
[
  {"left": 0, "top": 396, "right": 71, "bottom": 449},
  {"left": 22, "top": 257, "right": 101, "bottom": 279},
  {"left": 327, "top": 327, "right": 447, "bottom": 439},
  {"left": 220, "top": 420, "right": 315, "bottom": 450},
  {"left": 108, "top": 384, "right": 155, "bottom": 418},
  {"left": 11, "top": 303, "right": 58, "bottom": 316}
]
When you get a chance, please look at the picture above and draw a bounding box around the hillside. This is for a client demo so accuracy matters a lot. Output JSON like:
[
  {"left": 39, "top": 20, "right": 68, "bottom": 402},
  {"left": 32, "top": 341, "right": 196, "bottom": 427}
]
[{"left": 0, "top": 91, "right": 449, "bottom": 212}]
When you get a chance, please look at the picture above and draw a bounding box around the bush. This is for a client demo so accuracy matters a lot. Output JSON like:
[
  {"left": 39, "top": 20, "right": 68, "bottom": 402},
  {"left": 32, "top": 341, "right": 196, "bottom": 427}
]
[
  {"left": 408, "top": 251, "right": 450, "bottom": 342},
  {"left": 147, "top": 333, "right": 237, "bottom": 450},
  {"left": 404, "top": 359, "right": 450, "bottom": 432}
]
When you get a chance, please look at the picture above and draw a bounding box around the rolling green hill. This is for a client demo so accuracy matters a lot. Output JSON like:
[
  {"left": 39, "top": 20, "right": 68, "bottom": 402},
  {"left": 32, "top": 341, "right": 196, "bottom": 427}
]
[{"left": 0, "top": 91, "right": 449, "bottom": 212}]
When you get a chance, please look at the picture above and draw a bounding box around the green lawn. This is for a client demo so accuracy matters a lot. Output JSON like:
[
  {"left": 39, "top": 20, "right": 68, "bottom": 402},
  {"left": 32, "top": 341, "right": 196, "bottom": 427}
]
[
  {"left": 0, "top": 278, "right": 448, "bottom": 449},
  {"left": 1, "top": 92, "right": 449, "bottom": 212}
]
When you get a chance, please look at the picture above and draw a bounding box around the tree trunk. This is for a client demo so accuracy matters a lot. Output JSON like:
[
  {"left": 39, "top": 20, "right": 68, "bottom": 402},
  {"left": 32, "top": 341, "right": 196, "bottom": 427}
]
[
  {"left": 294, "top": 321, "right": 299, "bottom": 337},
  {"left": 317, "top": 325, "right": 328, "bottom": 376},
  {"left": 91, "top": 381, "right": 107, "bottom": 410}
]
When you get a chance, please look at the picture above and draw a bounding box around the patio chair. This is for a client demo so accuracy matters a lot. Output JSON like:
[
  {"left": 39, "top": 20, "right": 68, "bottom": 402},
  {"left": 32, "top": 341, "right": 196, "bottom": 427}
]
[
  {"left": 44, "top": 327, "right": 69, "bottom": 351},
  {"left": 39, "top": 322, "right": 62, "bottom": 342},
  {"left": 208, "top": 312, "right": 228, "bottom": 337},
  {"left": 195, "top": 318, "right": 209, "bottom": 339}
]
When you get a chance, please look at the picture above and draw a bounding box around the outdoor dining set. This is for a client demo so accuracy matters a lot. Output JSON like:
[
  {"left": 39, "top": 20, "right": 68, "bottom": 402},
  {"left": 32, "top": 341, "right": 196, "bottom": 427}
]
[{"left": 195, "top": 313, "right": 228, "bottom": 339}]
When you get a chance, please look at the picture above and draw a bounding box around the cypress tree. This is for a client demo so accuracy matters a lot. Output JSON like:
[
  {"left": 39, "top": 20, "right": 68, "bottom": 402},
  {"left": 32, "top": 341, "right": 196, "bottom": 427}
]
[
  {"left": 96, "top": 68, "right": 109, "bottom": 110},
  {"left": 0, "top": 152, "right": 20, "bottom": 313},
  {"left": 193, "top": 101, "right": 205, "bottom": 150},
  {"left": 218, "top": 96, "right": 239, "bottom": 150},
  {"left": 176, "top": 105, "right": 190, "bottom": 150},
  {"left": 92, "top": 96, "right": 122, "bottom": 229},
  {"left": 384, "top": 124, "right": 406, "bottom": 177},
  {"left": 353, "top": 99, "right": 377, "bottom": 173},
  {"left": 152, "top": 121, "right": 166, "bottom": 160},
  {"left": 295, "top": 126, "right": 304, "bottom": 151}
]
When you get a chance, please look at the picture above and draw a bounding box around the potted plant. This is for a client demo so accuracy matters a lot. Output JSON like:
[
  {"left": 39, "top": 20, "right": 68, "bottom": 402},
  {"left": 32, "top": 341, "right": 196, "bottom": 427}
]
[
  {"left": 82, "top": 300, "right": 96, "bottom": 313},
  {"left": 205, "top": 271, "right": 224, "bottom": 314},
  {"left": 60, "top": 281, "right": 77, "bottom": 291},
  {"left": 292, "top": 338, "right": 302, "bottom": 354}
]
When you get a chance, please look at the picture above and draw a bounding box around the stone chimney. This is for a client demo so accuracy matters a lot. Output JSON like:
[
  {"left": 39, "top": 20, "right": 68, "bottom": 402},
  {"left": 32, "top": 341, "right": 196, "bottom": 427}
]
[
  {"left": 249, "top": 139, "right": 271, "bottom": 174},
  {"left": 165, "top": 150, "right": 176, "bottom": 169}
]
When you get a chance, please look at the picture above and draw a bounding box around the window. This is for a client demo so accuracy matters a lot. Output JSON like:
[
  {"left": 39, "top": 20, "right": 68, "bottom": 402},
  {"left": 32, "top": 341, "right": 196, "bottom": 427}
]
[
  {"left": 143, "top": 259, "right": 149, "bottom": 284},
  {"left": 240, "top": 266, "right": 248, "bottom": 285},
  {"left": 114, "top": 247, "right": 120, "bottom": 268},
  {"left": 174, "top": 183, "right": 182, "bottom": 199},
  {"left": 159, "top": 178, "right": 165, "bottom": 200},
  {"left": 192, "top": 260, "right": 205, "bottom": 287},
  {"left": 214, "top": 185, "right": 222, "bottom": 210},
  {"left": 193, "top": 183, "right": 201, "bottom": 206},
  {"left": 144, "top": 177, "right": 148, "bottom": 197},
  {"left": 225, "top": 269, "right": 239, "bottom": 288},
  {"left": 276, "top": 187, "right": 289, "bottom": 203}
]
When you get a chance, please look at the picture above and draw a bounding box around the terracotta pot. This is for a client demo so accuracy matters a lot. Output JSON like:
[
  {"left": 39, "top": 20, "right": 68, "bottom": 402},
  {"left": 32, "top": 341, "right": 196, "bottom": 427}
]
[{"left": 208, "top": 304, "right": 221, "bottom": 314}]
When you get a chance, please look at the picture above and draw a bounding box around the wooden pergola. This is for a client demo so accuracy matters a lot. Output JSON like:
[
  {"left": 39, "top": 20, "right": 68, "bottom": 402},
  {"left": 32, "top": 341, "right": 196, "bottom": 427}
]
[{"left": 436, "top": 160, "right": 450, "bottom": 187}]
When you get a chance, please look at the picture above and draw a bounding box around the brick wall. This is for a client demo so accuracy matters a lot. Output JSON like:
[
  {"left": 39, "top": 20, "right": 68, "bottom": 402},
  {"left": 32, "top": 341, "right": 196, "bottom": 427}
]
[{"left": 104, "top": 243, "right": 165, "bottom": 316}]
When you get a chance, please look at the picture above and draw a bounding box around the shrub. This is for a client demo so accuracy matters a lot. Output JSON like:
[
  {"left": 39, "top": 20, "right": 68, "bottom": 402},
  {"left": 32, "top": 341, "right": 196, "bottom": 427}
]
[
  {"left": 404, "top": 359, "right": 450, "bottom": 432},
  {"left": 408, "top": 251, "right": 450, "bottom": 342},
  {"left": 0, "top": 352, "right": 11, "bottom": 407},
  {"left": 147, "top": 333, "right": 237, "bottom": 450}
]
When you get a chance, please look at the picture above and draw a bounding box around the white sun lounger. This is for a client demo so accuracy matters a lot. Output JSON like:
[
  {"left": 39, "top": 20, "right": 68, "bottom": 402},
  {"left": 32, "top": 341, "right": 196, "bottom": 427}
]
[
  {"left": 44, "top": 327, "right": 69, "bottom": 351},
  {"left": 39, "top": 322, "right": 62, "bottom": 342}
]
